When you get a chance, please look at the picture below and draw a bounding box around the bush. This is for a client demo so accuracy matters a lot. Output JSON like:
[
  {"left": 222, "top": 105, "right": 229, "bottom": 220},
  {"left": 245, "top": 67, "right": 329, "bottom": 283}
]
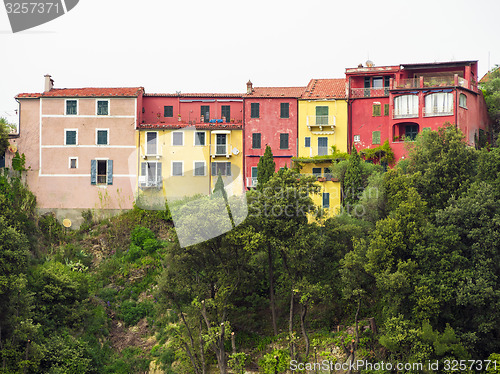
[
  {"left": 118, "top": 300, "right": 154, "bottom": 326},
  {"left": 258, "top": 349, "right": 290, "bottom": 374},
  {"left": 130, "top": 226, "right": 155, "bottom": 247}
]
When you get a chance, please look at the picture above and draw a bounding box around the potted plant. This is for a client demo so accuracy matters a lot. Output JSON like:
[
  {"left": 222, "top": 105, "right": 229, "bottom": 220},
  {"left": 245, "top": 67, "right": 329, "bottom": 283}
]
[{"left": 178, "top": 114, "right": 182, "bottom": 122}]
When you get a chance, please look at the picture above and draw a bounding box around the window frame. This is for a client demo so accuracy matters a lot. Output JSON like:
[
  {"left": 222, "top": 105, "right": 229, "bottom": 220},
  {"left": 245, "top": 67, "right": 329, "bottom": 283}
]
[
  {"left": 221, "top": 105, "right": 231, "bottom": 122},
  {"left": 372, "top": 131, "right": 381, "bottom": 145},
  {"left": 252, "top": 133, "right": 261, "bottom": 149},
  {"left": 353, "top": 135, "right": 361, "bottom": 143},
  {"left": 64, "top": 129, "right": 78, "bottom": 145},
  {"left": 372, "top": 103, "right": 382, "bottom": 117},
  {"left": 95, "top": 128, "right": 109, "bottom": 145},
  {"left": 68, "top": 157, "right": 78, "bottom": 169},
  {"left": 65, "top": 99, "right": 78, "bottom": 115},
  {"left": 171, "top": 161, "right": 184, "bottom": 176},
  {"left": 305, "top": 137, "right": 311, "bottom": 148},
  {"left": 91, "top": 158, "right": 113, "bottom": 185},
  {"left": 96, "top": 99, "right": 110, "bottom": 116},
  {"left": 280, "top": 102, "right": 290, "bottom": 118},
  {"left": 322, "top": 192, "right": 330, "bottom": 209},
  {"left": 146, "top": 131, "right": 158, "bottom": 155},
  {"left": 279, "top": 133, "right": 289, "bottom": 150},
  {"left": 459, "top": 93, "right": 467, "bottom": 109},
  {"left": 140, "top": 161, "right": 162, "bottom": 188},
  {"left": 211, "top": 162, "right": 232, "bottom": 176},
  {"left": 194, "top": 131, "right": 206, "bottom": 146},
  {"left": 250, "top": 103, "right": 260, "bottom": 118},
  {"left": 193, "top": 161, "right": 206, "bottom": 176},
  {"left": 172, "top": 131, "right": 184, "bottom": 146},
  {"left": 318, "top": 137, "right": 328, "bottom": 156},
  {"left": 201, "top": 105, "right": 210, "bottom": 123},
  {"left": 164, "top": 105, "right": 174, "bottom": 117}
]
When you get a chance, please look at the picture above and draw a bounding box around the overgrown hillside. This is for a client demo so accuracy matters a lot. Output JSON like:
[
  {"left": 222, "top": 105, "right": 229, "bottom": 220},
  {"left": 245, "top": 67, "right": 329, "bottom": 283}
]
[{"left": 1, "top": 125, "right": 500, "bottom": 373}]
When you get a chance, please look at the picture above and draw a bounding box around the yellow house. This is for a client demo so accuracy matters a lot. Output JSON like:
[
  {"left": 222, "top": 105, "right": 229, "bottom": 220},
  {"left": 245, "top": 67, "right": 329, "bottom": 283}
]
[
  {"left": 295, "top": 79, "right": 348, "bottom": 217},
  {"left": 137, "top": 124, "right": 244, "bottom": 204}
]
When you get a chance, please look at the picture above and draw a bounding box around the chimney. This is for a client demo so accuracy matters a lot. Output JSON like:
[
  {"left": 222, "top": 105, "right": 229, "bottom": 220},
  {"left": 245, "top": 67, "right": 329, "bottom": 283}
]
[
  {"left": 246, "top": 80, "right": 253, "bottom": 94},
  {"left": 44, "top": 74, "right": 54, "bottom": 92}
]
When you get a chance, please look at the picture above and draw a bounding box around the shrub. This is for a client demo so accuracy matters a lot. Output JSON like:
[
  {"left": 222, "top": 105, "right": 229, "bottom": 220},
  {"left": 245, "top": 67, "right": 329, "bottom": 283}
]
[{"left": 130, "top": 226, "right": 155, "bottom": 247}]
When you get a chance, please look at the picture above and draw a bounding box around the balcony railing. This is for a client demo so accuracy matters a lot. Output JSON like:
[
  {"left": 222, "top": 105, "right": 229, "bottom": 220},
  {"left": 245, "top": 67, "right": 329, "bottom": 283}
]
[
  {"left": 423, "top": 107, "right": 453, "bottom": 117},
  {"left": 394, "top": 78, "right": 420, "bottom": 89},
  {"left": 300, "top": 173, "right": 338, "bottom": 182},
  {"left": 394, "top": 76, "right": 474, "bottom": 90},
  {"left": 303, "top": 146, "right": 331, "bottom": 157},
  {"left": 350, "top": 87, "right": 389, "bottom": 98},
  {"left": 393, "top": 108, "right": 419, "bottom": 119},
  {"left": 306, "top": 116, "right": 336, "bottom": 130},
  {"left": 138, "top": 176, "right": 163, "bottom": 189},
  {"left": 246, "top": 177, "right": 257, "bottom": 188},
  {"left": 210, "top": 144, "right": 233, "bottom": 158}
]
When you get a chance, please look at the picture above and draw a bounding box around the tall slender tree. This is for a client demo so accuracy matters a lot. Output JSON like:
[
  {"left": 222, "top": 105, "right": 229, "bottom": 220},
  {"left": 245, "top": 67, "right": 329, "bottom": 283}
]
[{"left": 256, "top": 145, "right": 276, "bottom": 191}]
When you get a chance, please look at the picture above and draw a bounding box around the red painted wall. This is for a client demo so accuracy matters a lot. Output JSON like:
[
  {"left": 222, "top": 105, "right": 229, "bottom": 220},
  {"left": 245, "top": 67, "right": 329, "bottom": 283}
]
[
  {"left": 142, "top": 96, "right": 243, "bottom": 125},
  {"left": 244, "top": 97, "right": 298, "bottom": 186}
]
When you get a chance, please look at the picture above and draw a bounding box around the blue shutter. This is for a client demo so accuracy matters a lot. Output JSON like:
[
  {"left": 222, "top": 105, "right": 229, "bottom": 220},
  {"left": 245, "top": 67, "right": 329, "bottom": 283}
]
[
  {"left": 107, "top": 160, "right": 113, "bottom": 185},
  {"left": 156, "top": 162, "right": 162, "bottom": 187},
  {"left": 90, "top": 160, "right": 97, "bottom": 185}
]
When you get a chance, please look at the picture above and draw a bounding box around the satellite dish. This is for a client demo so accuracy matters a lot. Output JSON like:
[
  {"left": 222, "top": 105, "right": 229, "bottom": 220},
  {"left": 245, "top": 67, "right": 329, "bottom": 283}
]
[
  {"left": 366, "top": 60, "right": 374, "bottom": 67},
  {"left": 232, "top": 147, "right": 240, "bottom": 155},
  {"left": 62, "top": 219, "right": 72, "bottom": 228}
]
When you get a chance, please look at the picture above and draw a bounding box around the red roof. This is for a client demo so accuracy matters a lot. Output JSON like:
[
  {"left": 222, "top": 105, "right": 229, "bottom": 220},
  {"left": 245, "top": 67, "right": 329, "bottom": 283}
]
[
  {"left": 138, "top": 123, "right": 242, "bottom": 130},
  {"left": 16, "top": 87, "right": 144, "bottom": 98},
  {"left": 245, "top": 86, "right": 305, "bottom": 98},
  {"left": 145, "top": 93, "right": 243, "bottom": 98},
  {"left": 301, "top": 79, "right": 346, "bottom": 99}
]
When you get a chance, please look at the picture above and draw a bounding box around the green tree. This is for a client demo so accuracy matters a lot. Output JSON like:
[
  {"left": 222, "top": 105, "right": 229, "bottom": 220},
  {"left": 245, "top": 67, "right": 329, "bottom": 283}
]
[
  {"left": 342, "top": 146, "right": 363, "bottom": 209},
  {"left": 0, "top": 117, "right": 13, "bottom": 155},
  {"left": 481, "top": 65, "right": 500, "bottom": 141},
  {"left": 256, "top": 145, "right": 275, "bottom": 191}
]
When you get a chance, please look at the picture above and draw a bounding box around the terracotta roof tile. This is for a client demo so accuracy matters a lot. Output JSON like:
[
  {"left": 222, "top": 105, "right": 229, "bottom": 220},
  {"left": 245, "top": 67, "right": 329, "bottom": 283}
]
[
  {"left": 138, "top": 123, "right": 242, "bottom": 130},
  {"left": 16, "top": 87, "right": 144, "bottom": 98},
  {"left": 245, "top": 87, "right": 306, "bottom": 98},
  {"left": 301, "top": 79, "right": 347, "bottom": 99},
  {"left": 144, "top": 93, "right": 243, "bottom": 98}
]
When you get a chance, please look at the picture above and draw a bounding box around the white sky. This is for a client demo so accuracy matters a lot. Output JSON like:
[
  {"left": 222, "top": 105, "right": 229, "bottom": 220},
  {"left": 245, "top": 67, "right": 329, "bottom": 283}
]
[{"left": 1, "top": 0, "right": 499, "bottom": 125}]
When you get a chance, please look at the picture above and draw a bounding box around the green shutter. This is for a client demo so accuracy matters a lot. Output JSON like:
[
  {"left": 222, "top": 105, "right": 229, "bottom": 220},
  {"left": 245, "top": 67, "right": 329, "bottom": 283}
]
[
  {"left": 107, "top": 160, "right": 113, "bottom": 185},
  {"left": 90, "top": 160, "right": 97, "bottom": 185},
  {"left": 384, "top": 104, "right": 389, "bottom": 116},
  {"left": 372, "top": 131, "right": 381, "bottom": 145},
  {"left": 372, "top": 104, "right": 381, "bottom": 116}
]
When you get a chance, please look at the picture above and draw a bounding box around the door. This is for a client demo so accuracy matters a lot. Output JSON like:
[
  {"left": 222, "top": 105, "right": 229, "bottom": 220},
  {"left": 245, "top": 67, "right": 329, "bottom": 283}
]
[
  {"left": 216, "top": 134, "right": 227, "bottom": 155},
  {"left": 318, "top": 137, "right": 328, "bottom": 156}
]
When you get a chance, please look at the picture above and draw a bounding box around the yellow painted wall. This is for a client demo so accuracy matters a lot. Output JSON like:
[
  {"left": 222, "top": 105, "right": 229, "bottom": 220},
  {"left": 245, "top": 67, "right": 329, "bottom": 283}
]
[
  {"left": 137, "top": 128, "right": 244, "bottom": 201},
  {"left": 298, "top": 99, "right": 348, "bottom": 157},
  {"left": 300, "top": 162, "right": 341, "bottom": 218}
]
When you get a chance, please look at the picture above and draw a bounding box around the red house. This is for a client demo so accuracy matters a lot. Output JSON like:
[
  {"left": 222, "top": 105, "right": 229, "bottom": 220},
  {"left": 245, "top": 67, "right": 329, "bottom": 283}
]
[
  {"left": 347, "top": 60, "right": 490, "bottom": 162},
  {"left": 243, "top": 81, "right": 305, "bottom": 188}
]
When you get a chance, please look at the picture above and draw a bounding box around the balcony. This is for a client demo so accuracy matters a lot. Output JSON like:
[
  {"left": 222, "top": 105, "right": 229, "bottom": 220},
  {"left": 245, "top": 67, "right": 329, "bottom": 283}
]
[
  {"left": 393, "top": 108, "right": 419, "bottom": 119},
  {"left": 246, "top": 177, "right": 257, "bottom": 188},
  {"left": 210, "top": 143, "right": 233, "bottom": 158},
  {"left": 350, "top": 87, "right": 389, "bottom": 98},
  {"left": 300, "top": 173, "right": 338, "bottom": 182},
  {"left": 306, "top": 116, "right": 336, "bottom": 131},
  {"left": 423, "top": 107, "right": 453, "bottom": 117},
  {"left": 138, "top": 176, "right": 163, "bottom": 189},
  {"left": 394, "top": 75, "right": 474, "bottom": 91}
]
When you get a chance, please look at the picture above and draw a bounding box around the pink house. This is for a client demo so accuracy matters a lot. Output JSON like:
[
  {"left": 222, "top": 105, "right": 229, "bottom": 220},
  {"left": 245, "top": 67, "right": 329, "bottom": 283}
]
[
  {"left": 14, "top": 75, "right": 144, "bottom": 226},
  {"left": 244, "top": 81, "right": 305, "bottom": 188}
]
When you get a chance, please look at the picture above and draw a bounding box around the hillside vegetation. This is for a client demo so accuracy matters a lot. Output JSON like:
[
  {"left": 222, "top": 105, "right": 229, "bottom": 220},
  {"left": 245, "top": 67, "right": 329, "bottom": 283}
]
[{"left": 1, "top": 124, "right": 500, "bottom": 373}]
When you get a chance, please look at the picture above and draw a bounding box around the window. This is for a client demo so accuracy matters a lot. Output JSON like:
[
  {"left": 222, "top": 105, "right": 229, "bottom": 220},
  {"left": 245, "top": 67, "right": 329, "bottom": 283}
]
[
  {"left": 0, "top": 152, "right": 5, "bottom": 168},
  {"left": 211, "top": 162, "right": 232, "bottom": 176},
  {"left": 194, "top": 161, "right": 205, "bottom": 176},
  {"left": 69, "top": 157, "right": 77, "bottom": 169},
  {"left": 372, "top": 104, "right": 381, "bottom": 116},
  {"left": 97, "top": 100, "right": 109, "bottom": 115},
  {"left": 201, "top": 105, "right": 210, "bottom": 123},
  {"left": 252, "top": 133, "right": 261, "bottom": 149},
  {"left": 280, "top": 133, "right": 289, "bottom": 149},
  {"left": 318, "top": 137, "right": 328, "bottom": 156},
  {"left": 91, "top": 159, "right": 113, "bottom": 185},
  {"left": 96, "top": 129, "right": 108, "bottom": 145},
  {"left": 251, "top": 103, "right": 260, "bottom": 118},
  {"left": 324, "top": 167, "right": 332, "bottom": 179},
  {"left": 424, "top": 93, "right": 453, "bottom": 116},
  {"left": 164, "top": 106, "right": 173, "bottom": 117},
  {"left": 221, "top": 105, "right": 230, "bottom": 122},
  {"left": 172, "top": 161, "right": 183, "bottom": 176},
  {"left": 372, "top": 131, "right": 381, "bottom": 145},
  {"left": 394, "top": 95, "right": 419, "bottom": 118},
  {"left": 372, "top": 77, "right": 383, "bottom": 89},
  {"left": 195, "top": 132, "right": 206, "bottom": 146},
  {"left": 384, "top": 104, "right": 389, "bottom": 116},
  {"left": 305, "top": 137, "right": 311, "bottom": 147},
  {"left": 172, "top": 132, "right": 183, "bottom": 146},
  {"left": 65, "top": 99, "right": 77, "bottom": 115},
  {"left": 146, "top": 132, "right": 158, "bottom": 155},
  {"left": 316, "top": 106, "right": 329, "bottom": 125},
  {"left": 459, "top": 93, "right": 467, "bottom": 108},
  {"left": 322, "top": 192, "right": 330, "bottom": 208},
  {"left": 65, "top": 129, "right": 77, "bottom": 145},
  {"left": 353, "top": 135, "right": 360, "bottom": 142},
  {"left": 140, "top": 162, "right": 162, "bottom": 187},
  {"left": 215, "top": 134, "right": 227, "bottom": 155},
  {"left": 280, "top": 103, "right": 289, "bottom": 118},
  {"left": 405, "top": 124, "right": 419, "bottom": 141},
  {"left": 312, "top": 167, "right": 322, "bottom": 177},
  {"left": 251, "top": 167, "right": 258, "bottom": 179}
]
